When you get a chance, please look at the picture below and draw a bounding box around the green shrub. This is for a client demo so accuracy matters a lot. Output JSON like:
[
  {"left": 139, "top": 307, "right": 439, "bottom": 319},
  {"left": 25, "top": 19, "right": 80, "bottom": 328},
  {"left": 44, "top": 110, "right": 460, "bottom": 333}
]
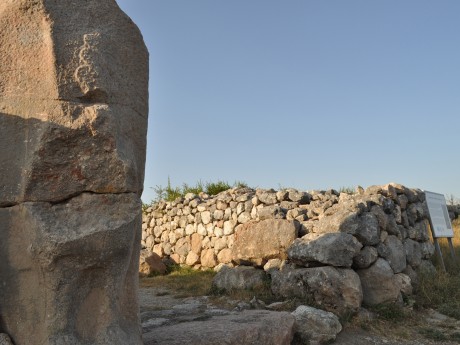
[{"left": 205, "top": 181, "right": 232, "bottom": 195}]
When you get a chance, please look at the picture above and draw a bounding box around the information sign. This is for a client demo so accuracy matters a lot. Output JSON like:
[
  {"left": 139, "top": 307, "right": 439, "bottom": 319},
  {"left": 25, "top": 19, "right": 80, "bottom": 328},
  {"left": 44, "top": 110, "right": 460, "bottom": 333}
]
[{"left": 425, "top": 191, "right": 454, "bottom": 238}]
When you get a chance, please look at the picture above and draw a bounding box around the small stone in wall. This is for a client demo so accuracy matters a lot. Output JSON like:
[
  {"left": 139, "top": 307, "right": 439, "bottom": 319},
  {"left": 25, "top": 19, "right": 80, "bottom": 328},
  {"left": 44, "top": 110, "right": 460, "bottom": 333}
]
[
  {"left": 185, "top": 252, "right": 200, "bottom": 266},
  {"left": 217, "top": 248, "right": 233, "bottom": 264},
  {"left": 395, "top": 273, "right": 413, "bottom": 296},
  {"left": 352, "top": 246, "right": 378, "bottom": 269},
  {"left": 139, "top": 250, "right": 167, "bottom": 276},
  {"left": 201, "top": 249, "right": 217, "bottom": 268},
  {"left": 263, "top": 259, "right": 284, "bottom": 271}
]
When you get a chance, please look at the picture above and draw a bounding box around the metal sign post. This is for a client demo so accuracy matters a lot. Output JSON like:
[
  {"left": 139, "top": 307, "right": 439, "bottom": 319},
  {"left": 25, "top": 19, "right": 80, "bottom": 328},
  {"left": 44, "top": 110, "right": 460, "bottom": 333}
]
[{"left": 425, "top": 191, "right": 456, "bottom": 272}]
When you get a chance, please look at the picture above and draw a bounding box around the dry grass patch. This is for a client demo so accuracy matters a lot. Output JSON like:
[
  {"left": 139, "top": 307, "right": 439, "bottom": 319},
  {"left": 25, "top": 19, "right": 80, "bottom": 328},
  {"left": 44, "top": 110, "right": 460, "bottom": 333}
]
[
  {"left": 417, "top": 218, "right": 460, "bottom": 320},
  {"left": 140, "top": 265, "right": 215, "bottom": 298}
]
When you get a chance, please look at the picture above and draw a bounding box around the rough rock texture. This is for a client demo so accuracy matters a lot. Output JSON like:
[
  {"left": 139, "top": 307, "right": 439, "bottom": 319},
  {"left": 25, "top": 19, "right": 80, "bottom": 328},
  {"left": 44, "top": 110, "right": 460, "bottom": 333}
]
[
  {"left": 232, "top": 219, "right": 298, "bottom": 266},
  {"left": 271, "top": 267, "right": 363, "bottom": 317},
  {"left": 288, "top": 233, "right": 362, "bottom": 268},
  {"left": 143, "top": 310, "right": 295, "bottom": 345},
  {"left": 291, "top": 305, "right": 342, "bottom": 345},
  {"left": 212, "top": 266, "right": 267, "bottom": 291},
  {"left": 0, "top": 334, "right": 13, "bottom": 345},
  {"left": 357, "top": 258, "right": 401, "bottom": 306},
  {"left": 139, "top": 250, "right": 167, "bottom": 276},
  {"left": 0, "top": 0, "right": 148, "bottom": 206},
  {"left": 0, "top": 194, "right": 143, "bottom": 344},
  {"left": 353, "top": 246, "right": 378, "bottom": 269},
  {"left": 0, "top": 1, "right": 148, "bottom": 344},
  {"left": 377, "top": 235, "right": 406, "bottom": 273}
]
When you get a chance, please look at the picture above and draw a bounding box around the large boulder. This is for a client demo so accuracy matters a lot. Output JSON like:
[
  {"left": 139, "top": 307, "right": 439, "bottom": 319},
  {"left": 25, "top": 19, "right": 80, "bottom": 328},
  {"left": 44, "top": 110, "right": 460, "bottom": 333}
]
[
  {"left": 0, "top": 193, "right": 143, "bottom": 344},
  {"left": 288, "top": 232, "right": 362, "bottom": 268},
  {"left": 0, "top": 1, "right": 148, "bottom": 344},
  {"left": 356, "top": 258, "right": 401, "bottom": 306},
  {"left": 291, "top": 305, "right": 342, "bottom": 344},
  {"left": 232, "top": 219, "right": 298, "bottom": 266},
  {"left": 271, "top": 267, "right": 362, "bottom": 317},
  {"left": 0, "top": 1, "right": 148, "bottom": 206},
  {"left": 376, "top": 235, "right": 406, "bottom": 273},
  {"left": 212, "top": 266, "right": 267, "bottom": 292}
]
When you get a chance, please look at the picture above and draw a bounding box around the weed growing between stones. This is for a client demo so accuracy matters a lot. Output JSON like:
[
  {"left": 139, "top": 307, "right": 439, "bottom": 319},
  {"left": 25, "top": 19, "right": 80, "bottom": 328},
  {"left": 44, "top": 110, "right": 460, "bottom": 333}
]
[{"left": 150, "top": 178, "right": 249, "bottom": 202}]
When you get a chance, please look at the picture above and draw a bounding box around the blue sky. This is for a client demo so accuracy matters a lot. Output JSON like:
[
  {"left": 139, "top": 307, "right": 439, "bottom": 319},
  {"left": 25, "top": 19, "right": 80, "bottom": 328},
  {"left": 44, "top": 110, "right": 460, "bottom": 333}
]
[{"left": 115, "top": 0, "right": 460, "bottom": 203}]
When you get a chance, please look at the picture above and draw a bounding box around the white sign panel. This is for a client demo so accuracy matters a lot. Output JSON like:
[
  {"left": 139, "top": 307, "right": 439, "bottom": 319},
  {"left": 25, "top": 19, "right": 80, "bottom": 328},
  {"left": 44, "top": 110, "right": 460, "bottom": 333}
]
[{"left": 425, "top": 191, "right": 454, "bottom": 238}]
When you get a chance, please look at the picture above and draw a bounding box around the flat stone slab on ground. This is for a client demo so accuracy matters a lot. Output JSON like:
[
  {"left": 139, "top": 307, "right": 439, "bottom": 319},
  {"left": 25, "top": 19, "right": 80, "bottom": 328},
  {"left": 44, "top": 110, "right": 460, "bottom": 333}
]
[{"left": 142, "top": 309, "right": 295, "bottom": 345}]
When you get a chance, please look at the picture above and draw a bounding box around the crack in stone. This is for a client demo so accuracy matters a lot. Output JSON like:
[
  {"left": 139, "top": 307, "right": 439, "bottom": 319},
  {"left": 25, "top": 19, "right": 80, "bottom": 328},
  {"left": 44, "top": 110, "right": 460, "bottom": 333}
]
[{"left": 0, "top": 190, "right": 139, "bottom": 208}]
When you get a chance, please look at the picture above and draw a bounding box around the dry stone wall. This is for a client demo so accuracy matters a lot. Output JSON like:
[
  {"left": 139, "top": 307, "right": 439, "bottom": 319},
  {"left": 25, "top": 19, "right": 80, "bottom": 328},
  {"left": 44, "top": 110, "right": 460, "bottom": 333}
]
[
  {"left": 142, "top": 183, "right": 437, "bottom": 311},
  {"left": 142, "top": 183, "right": 435, "bottom": 275}
]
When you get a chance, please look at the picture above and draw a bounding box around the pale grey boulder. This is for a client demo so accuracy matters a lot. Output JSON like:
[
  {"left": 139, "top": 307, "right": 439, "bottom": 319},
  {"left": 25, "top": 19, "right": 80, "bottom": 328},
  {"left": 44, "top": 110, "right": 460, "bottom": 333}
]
[
  {"left": 256, "top": 189, "right": 278, "bottom": 205},
  {"left": 377, "top": 235, "right": 406, "bottom": 273},
  {"left": 291, "top": 305, "right": 342, "bottom": 345},
  {"left": 355, "top": 212, "right": 381, "bottom": 246},
  {"left": 404, "top": 238, "right": 422, "bottom": 268},
  {"left": 357, "top": 258, "right": 401, "bottom": 306},
  {"left": 212, "top": 266, "right": 267, "bottom": 292},
  {"left": 257, "top": 205, "right": 286, "bottom": 220},
  {"left": 271, "top": 267, "right": 362, "bottom": 317},
  {"left": 288, "top": 233, "right": 362, "bottom": 268}
]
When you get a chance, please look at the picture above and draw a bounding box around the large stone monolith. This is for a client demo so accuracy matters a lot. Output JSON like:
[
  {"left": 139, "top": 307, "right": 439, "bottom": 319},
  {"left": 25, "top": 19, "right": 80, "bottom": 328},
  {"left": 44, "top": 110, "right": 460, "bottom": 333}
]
[{"left": 0, "top": 1, "right": 148, "bottom": 344}]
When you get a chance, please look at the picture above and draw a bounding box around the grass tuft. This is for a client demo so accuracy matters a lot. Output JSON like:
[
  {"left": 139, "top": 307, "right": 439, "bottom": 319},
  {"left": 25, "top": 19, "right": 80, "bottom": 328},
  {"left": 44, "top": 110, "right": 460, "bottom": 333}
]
[
  {"left": 150, "top": 178, "right": 249, "bottom": 202},
  {"left": 140, "top": 265, "right": 216, "bottom": 297}
]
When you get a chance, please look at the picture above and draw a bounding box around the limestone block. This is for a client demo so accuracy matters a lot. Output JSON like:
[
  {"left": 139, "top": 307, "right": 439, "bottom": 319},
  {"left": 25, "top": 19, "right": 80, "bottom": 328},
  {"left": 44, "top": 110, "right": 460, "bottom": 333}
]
[
  {"left": 217, "top": 248, "right": 233, "bottom": 264},
  {"left": 143, "top": 310, "right": 295, "bottom": 345},
  {"left": 352, "top": 246, "right": 378, "bottom": 269},
  {"left": 0, "top": 194, "right": 143, "bottom": 344},
  {"left": 232, "top": 219, "right": 298, "bottom": 266},
  {"left": 356, "top": 258, "right": 401, "bottom": 306},
  {"left": 201, "top": 249, "right": 217, "bottom": 268},
  {"left": 291, "top": 305, "right": 342, "bottom": 344},
  {"left": 140, "top": 250, "right": 167, "bottom": 276},
  {"left": 212, "top": 266, "right": 267, "bottom": 291},
  {"left": 0, "top": 0, "right": 148, "bottom": 207},
  {"left": 288, "top": 233, "right": 362, "bottom": 268},
  {"left": 378, "top": 235, "right": 407, "bottom": 273},
  {"left": 404, "top": 238, "right": 422, "bottom": 268},
  {"left": 271, "top": 267, "right": 362, "bottom": 317}
]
